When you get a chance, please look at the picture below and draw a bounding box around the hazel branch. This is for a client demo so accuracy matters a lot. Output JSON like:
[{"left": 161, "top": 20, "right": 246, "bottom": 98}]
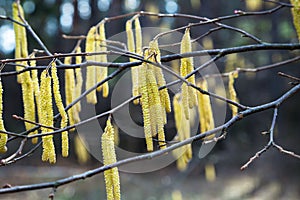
[{"left": 1, "top": 83, "right": 299, "bottom": 194}]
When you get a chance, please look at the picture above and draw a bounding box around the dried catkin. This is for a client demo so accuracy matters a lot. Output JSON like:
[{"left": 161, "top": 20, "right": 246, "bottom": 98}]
[
  {"left": 290, "top": 0, "right": 300, "bottom": 41},
  {"left": 197, "top": 79, "right": 215, "bottom": 139},
  {"left": 73, "top": 47, "right": 83, "bottom": 123},
  {"left": 102, "top": 118, "right": 121, "bottom": 200},
  {"left": 40, "top": 70, "right": 56, "bottom": 164},
  {"left": 228, "top": 71, "right": 239, "bottom": 117},
  {"left": 85, "top": 26, "right": 97, "bottom": 104},
  {"left": 64, "top": 57, "right": 76, "bottom": 130},
  {"left": 180, "top": 28, "right": 197, "bottom": 120},
  {"left": 0, "top": 79, "right": 7, "bottom": 153},
  {"left": 51, "top": 64, "right": 69, "bottom": 157}
]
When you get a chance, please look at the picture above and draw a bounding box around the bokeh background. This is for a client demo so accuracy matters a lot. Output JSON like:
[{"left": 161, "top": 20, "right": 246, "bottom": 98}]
[{"left": 0, "top": 0, "right": 300, "bottom": 199}]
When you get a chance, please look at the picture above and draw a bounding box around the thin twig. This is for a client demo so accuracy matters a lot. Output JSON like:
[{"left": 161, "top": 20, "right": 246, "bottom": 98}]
[
  {"left": 12, "top": 115, "right": 59, "bottom": 130},
  {"left": 0, "top": 138, "right": 27, "bottom": 165}
]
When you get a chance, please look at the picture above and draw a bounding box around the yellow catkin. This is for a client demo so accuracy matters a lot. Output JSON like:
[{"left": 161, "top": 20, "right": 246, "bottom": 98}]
[
  {"left": 180, "top": 28, "right": 197, "bottom": 119},
  {"left": 228, "top": 71, "right": 239, "bottom": 117},
  {"left": 290, "top": 0, "right": 300, "bottom": 41},
  {"left": 126, "top": 19, "right": 140, "bottom": 105},
  {"left": 245, "top": 0, "right": 262, "bottom": 11},
  {"left": 85, "top": 26, "right": 98, "bottom": 104},
  {"left": 139, "top": 61, "right": 153, "bottom": 151},
  {"left": 147, "top": 69, "right": 166, "bottom": 149},
  {"left": 12, "top": 2, "right": 28, "bottom": 83},
  {"left": 97, "top": 23, "right": 109, "bottom": 98},
  {"left": 102, "top": 118, "right": 121, "bottom": 200},
  {"left": 74, "top": 135, "right": 90, "bottom": 164},
  {"left": 29, "top": 56, "right": 39, "bottom": 144},
  {"left": 172, "top": 93, "right": 193, "bottom": 171},
  {"left": 205, "top": 163, "right": 216, "bottom": 182},
  {"left": 12, "top": 3, "right": 36, "bottom": 138},
  {"left": 197, "top": 79, "right": 215, "bottom": 139},
  {"left": 40, "top": 70, "right": 56, "bottom": 164},
  {"left": 149, "top": 40, "right": 171, "bottom": 115},
  {"left": 133, "top": 17, "right": 142, "bottom": 105},
  {"left": 113, "top": 123, "right": 120, "bottom": 146},
  {"left": 0, "top": 79, "right": 7, "bottom": 153},
  {"left": 64, "top": 57, "right": 76, "bottom": 131},
  {"left": 172, "top": 189, "right": 183, "bottom": 200},
  {"left": 73, "top": 47, "right": 83, "bottom": 123},
  {"left": 21, "top": 65, "right": 36, "bottom": 140},
  {"left": 52, "top": 64, "right": 69, "bottom": 157}
]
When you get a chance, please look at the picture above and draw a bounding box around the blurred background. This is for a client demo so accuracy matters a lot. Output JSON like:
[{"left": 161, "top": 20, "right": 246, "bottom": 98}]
[{"left": 0, "top": 0, "right": 300, "bottom": 199}]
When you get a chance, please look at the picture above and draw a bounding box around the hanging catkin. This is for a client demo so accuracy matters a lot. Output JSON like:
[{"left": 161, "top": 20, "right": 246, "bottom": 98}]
[
  {"left": 0, "top": 79, "right": 7, "bottom": 153},
  {"left": 102, "top": 118, "right": 121, "bottom": 200},
  {"left": 51, "top": 63, "right": 69, "bottom": 157},
  {"left": 148, "top": 40, "right": 171, "bottom": 117},
  {"left": 40, "top": 70, "right": 56, "bottom": 164},
  {"left": 126, "top": 19, "right": 140, "bottom": 105},
  {"left": 73, "top": 47, "right": 83, "bottom": 123},
  {"left": 99, "top": 23, "right": 109, "bottom": 97},
  {"left": 74, "top": 135, "right": 90, "bottom": 164},
  {"left": 197, "top": 79, "right": 215, "bottom": 139},
  {"left": 180, "top": 28, "right": 197, "bottom": 120},
  {"left": 85, "top": 26, "right": 98, "bottom": 104},
  {"left": 133, "top": 17, "right": 142, "bottom": 104},
  {"left": 139, "top": 56, "right": 153, "bottom": 151},
  {"left": 172, "top": 93, "right": 193, "bottom": 171},
  {"left": 290, "top": 0, "right": 300, "bottom": 41},
  {"left": 228, "top": 71, "right": 239, "bottom": 117},
  {"left": 64, "top": 57, "right": 76, "bottom": 130},
  {"left": 12, "top": 3, "right": 36, "bottom": 137},
  {"left": 29, "top": 55, "right": 39, "bottom": 144},
  {"left": 12, "top": 2, "right": 27, "bottom": 83}
]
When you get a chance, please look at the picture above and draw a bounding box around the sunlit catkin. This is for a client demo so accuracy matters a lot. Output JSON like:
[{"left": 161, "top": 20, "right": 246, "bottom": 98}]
[
  {"left": 102, "top": 118, "right": 121, "bottom": 200},
  {"left": 180, "top": 28, "right": 197, "bottom": 119},
  {"left": 0, "top": 79, "right": 7, "bottom": 153},
  {"left": 52, "top": 64, "right": 69, "bottom": 157},
  {"left": 74, "top": 47, "right": 83, "bottom": 123},
  {"left": 85, "top": 26, "right": 97, "bottom": 104},
  {"left": 126, "top": 19, "right": 140, "bottom": 105},
  {"left": 290, "top": 0, "right": 300, "bottom": 41},
  {"left": 64, "top": 57, "right": 76, "bottom": 131},
  {"left": 228, "top": 71, "right": 239, "bottom": 117},
  {"left": 40, "top": 70, "right": 56, "bottom": 164},
  {"left": 12, "top": 2, "right": 28, "bottom": 83},
  {"left": 197, "top": 79, "right": 215, "bottom": 139}
]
